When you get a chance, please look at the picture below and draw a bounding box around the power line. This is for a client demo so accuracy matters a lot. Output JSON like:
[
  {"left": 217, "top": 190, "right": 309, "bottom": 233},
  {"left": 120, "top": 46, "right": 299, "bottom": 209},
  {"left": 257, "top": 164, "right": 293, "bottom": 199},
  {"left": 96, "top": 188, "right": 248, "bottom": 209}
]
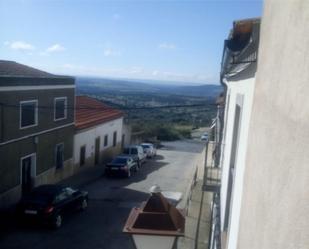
[{"left": 0, "top": 102, "right": 211, "bottom": 111}]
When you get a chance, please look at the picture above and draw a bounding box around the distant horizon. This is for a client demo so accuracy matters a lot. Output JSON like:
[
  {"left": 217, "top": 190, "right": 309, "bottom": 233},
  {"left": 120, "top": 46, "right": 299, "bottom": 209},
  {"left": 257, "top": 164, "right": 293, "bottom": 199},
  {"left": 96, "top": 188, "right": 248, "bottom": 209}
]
[{"left": 75, "top": 74, "right": 220, "bottom": 86}]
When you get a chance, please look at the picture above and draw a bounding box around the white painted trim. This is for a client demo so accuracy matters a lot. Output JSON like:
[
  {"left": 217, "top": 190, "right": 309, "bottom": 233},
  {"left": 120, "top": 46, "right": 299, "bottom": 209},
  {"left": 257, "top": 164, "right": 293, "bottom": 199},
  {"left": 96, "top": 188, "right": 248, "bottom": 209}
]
[
  {"left": 0, "top": 122, "right": 74, "bottom": 146},
  {"left": 0, "top": 85, "right": 75, "bottom": 92},
  {"left": 19, "top": 100, "right": 38, "bottom": 129},
  {"left": 54, "top": 97, "right": 68, "bottom": 121},
  {"left": 20, "top": 153, "right": 37, "bottom": 185}
]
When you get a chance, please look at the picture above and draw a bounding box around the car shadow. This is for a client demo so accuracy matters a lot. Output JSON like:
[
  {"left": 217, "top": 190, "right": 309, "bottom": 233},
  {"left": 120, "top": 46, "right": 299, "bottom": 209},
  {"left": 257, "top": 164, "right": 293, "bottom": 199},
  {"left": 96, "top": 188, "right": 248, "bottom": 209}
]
[
  {"left": 159, "top": 139, "right": 205, "bottom": 154},
  {"left": 151, "top": 154, "right": 164, "bottom": 160},
  {"left": 103, "top": 160, "right": 168, "bottom": 185},
  {"left": 0, "top": 187, "right": 150, "bottom": 249}
]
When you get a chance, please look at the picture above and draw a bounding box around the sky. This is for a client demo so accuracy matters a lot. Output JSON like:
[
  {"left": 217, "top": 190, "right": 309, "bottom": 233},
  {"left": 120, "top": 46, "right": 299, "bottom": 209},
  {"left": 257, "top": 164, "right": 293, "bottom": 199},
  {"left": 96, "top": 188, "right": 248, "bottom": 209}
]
[{"left": 0, "top": 0, "right": 262, "bottom": 85}]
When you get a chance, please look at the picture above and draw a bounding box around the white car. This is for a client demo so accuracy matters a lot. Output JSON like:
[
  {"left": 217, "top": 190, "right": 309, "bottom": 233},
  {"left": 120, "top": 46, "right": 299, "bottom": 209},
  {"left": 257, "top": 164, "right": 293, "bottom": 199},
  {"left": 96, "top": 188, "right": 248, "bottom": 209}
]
[
  {"left": 123, "top": 145, "right": 146, "bottom": 166},
  {"left": 201, "top": 132, "right": 209, "bottom": 141},
  {"left": 141, "top": 143, "right": 157, "bottom": 158}
]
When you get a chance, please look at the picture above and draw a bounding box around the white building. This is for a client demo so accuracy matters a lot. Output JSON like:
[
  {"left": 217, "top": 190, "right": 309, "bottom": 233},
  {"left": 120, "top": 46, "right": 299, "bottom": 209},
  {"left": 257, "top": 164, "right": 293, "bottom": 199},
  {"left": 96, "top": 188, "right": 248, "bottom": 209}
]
[
  {"left": 209, "top": 1, "right": 309, "bottom": 248},
  {"left": 208, "top": 18, "right": 260, "bottom": 249},
  {"left": 236, "top": 1, "right": 309, "bottom": 248},
  {"left": 74, "top": 96, "right": 124, "bottom": 169}
]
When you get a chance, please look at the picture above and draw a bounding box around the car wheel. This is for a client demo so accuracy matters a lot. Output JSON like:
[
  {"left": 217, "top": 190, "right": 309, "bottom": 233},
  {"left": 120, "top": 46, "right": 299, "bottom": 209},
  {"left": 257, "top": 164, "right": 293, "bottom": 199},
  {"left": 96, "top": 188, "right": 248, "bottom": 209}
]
[
  {"left": 52, "top": 214, "right": 62, "bottom": 229},
  {"left": 80, "top": 198, "right": 88, "bottom": 211}
]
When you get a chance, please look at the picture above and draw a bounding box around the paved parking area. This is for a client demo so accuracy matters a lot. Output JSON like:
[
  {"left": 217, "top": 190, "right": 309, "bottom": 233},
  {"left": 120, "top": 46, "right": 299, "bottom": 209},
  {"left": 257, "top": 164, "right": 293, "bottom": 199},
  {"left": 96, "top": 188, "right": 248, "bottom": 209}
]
[{"left": 0, "top": 140, "right": 205, "bottom": 249}]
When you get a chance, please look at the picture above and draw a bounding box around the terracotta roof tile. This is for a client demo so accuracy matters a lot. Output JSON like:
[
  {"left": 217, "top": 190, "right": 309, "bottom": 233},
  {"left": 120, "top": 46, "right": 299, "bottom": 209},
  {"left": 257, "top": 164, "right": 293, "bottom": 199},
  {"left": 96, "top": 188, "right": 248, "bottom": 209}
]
[{"left": 75, "top": 96, "right": 123, "bottom": 130}]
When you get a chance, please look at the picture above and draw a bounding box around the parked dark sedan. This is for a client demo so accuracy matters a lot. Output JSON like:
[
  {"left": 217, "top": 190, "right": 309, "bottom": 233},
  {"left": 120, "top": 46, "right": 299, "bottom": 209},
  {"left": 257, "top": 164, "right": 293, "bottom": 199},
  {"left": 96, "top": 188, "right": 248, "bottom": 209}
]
[
  {"left": 17, "top": 184, "right": 88, "bottom": 228},
  {"left": 105, "top": 155, "right": 138, "bottom": 178}
]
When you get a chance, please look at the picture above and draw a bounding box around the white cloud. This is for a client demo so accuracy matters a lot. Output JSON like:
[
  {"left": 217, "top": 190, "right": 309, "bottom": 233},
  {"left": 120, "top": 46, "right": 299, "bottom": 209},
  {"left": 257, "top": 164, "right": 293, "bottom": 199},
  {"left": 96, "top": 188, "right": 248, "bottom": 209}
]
[
  {"left": 158, "top": 43, "right": 176, "bottom": 50},
  {"left": 103, "top": 48, "right": 121, "bottom": 57},
  {"left": 39, "top": 44, "right": 65, "bottom": 56},
  {"left": 39, "top": 52, "right": 48, "bottom": 56},
  {"left": 152, "top": 70, "right": 159, "bottom": 76},
  {"left": 128, "top": 66, "right": 143, "bottom": 74},
  {"left": 62, "top": 64, "right": 76, "bottom": 69},
  {"left": 5, "top": 41, "right": 35, "bottom": 51},
  {"left": 46, "top": 44, "right": 65, "bottom": 53}
]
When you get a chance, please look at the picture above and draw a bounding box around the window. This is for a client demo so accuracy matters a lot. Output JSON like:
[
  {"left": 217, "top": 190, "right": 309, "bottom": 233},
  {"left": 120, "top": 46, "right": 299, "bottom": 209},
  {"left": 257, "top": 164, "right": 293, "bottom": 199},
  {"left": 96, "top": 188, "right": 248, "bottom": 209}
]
[
  {"left": 65, "top": 187, "right": 76, "bottom": 196},
  {"left": 104, "top": 135, "right": 108, "bottom": 147},
  {"left": 224, "top": 101, "right": 242, "bottom": 231},
  {"left": 55, "top": 143, "right": 64, "bottom": 169},
  {"left": 20, "top": 100, "right": 38, "bottom": 129},
  {"left": 113, "top": 131, "right": 117, "bottom": 147},
  {"left": 54, "top": 189, "right": 69, "bottom": 203},
  {"left": 80, "top": 145, "right": 86, "bottom": 166},
  {"left": 54, "top": 97, "right": 67, "bottom": 121},
  {"left": 121, "top": 134, "right": 125, "bottom": 148}
]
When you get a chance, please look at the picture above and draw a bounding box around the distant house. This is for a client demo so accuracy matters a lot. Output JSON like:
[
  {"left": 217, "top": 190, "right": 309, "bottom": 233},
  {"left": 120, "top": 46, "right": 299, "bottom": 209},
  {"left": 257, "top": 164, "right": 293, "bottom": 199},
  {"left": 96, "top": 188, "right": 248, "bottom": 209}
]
[
  {"left": 0, "top": 60, "right": 75, "bottom": 209},
  {"left": 74, "top": 96, "right": 124, "bottom": 168}
]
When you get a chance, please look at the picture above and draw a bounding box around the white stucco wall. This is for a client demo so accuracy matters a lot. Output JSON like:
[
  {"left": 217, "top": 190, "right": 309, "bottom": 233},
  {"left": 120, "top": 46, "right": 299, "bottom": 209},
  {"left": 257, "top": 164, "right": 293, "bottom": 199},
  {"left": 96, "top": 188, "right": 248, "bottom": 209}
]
[
  {"left": 219, "top": 77, "right": 255, "bottom": 249},
  {"left": 73, "top": 118, "right": 123, "bottom": 165},
  {"left": 237, "top": 1, "right": 309, "bottom": 249}
]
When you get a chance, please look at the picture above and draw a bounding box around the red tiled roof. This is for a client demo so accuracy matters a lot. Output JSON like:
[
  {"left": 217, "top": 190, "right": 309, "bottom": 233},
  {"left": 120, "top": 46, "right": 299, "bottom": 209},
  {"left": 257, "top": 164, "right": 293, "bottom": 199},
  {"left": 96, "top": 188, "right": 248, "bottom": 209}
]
[{"left": 75, "top": 96, "right": 123, "bottom": 130}]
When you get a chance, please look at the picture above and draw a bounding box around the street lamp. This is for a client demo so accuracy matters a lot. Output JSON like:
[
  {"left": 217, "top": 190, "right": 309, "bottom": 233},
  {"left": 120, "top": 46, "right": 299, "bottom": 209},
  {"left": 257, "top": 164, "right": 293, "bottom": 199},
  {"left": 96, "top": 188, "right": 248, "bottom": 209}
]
[{"left": 123, "top": 186, "right": 185, "bottom": 249}]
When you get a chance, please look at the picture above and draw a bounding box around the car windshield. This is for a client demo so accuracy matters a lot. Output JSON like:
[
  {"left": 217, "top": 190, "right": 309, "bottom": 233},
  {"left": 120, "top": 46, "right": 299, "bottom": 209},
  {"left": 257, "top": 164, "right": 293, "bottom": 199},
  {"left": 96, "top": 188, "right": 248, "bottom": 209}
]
[
  {"left": 65, "top": 187, "right": 77, "bottom": 195},
  {"left": 142, "top": 145, "right": 150, "bottom": 149},
  {"left": 131, "top": 148, "right": 138, "bottom": 154},
  {"left": 112, "top": 158, "right": 127, "bottom": 164},
  {"left": 123, "top": 148, "right": 130, "bottom": 154}
]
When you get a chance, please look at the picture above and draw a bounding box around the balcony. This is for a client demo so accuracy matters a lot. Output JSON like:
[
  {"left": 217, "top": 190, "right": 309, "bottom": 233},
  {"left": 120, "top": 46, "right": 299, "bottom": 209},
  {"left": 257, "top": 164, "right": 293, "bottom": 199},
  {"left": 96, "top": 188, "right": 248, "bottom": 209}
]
[{"left": 203, "top": 141, "right": 221, "bottom": 193}]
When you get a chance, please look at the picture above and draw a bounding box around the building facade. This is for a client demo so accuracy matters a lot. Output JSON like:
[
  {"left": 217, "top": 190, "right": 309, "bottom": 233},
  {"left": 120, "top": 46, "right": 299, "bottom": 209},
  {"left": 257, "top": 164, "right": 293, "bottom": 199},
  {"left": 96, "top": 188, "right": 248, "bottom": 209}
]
[
  {"left": 219, "top": 19, "right": 260, "bottom": 249},
  {"left": 237, "top": 1, "right": 309, "bottom": 248},
  {"left": 0, "top": 60, "right": 75, "bottom": 209},
  {"left": 74, "top": 96, "right": 124, "bottom": 169},
  {"left": 207, "top": 19, "right": 260, "bottom": 249},
  {"left": 209, "top": 1, "right": 309, "bottom": 249}
]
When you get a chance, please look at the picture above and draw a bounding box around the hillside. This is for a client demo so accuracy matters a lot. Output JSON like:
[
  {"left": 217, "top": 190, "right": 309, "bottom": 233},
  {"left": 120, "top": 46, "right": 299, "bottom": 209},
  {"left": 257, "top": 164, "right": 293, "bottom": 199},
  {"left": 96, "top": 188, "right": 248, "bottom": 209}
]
[
  {"left": 76, "top": 76, "right": 222, "bottom": 139},
  {"left": 76, "top": 76, "right": 222, "bottom": 98}
]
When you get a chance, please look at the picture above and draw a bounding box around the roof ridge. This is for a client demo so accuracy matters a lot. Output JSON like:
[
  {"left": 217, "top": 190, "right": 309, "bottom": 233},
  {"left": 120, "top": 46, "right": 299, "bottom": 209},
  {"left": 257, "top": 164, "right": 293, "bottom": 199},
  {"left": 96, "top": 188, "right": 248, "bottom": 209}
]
[{"left": 75, "top": 96, "right": 123, "bottom": 130}]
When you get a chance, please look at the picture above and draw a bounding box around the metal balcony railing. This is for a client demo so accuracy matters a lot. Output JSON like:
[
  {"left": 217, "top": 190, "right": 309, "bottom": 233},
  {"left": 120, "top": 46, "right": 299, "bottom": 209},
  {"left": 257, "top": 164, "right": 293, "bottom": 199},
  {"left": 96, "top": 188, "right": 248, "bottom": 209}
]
[
  {"left": 203, "top": 141, "right": 221, "bottom": 193},
  {"left": 204, "top": 167, "right": 221, "bottom": 192}
]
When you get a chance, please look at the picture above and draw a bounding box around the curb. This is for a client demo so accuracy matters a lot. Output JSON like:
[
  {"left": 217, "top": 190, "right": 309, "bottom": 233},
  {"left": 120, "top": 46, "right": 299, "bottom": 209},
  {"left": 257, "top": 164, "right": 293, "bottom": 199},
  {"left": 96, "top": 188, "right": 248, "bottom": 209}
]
[{"left": 178, "top": 146, "right": 205, "bottom": 212}]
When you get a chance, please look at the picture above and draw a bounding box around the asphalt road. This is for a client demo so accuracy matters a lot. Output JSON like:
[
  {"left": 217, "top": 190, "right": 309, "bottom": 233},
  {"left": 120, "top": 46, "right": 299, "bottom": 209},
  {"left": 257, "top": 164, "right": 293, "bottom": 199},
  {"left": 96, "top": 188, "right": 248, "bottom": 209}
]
[{"left": 0, "top": 140, "right": 205, "bottom": 249}]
